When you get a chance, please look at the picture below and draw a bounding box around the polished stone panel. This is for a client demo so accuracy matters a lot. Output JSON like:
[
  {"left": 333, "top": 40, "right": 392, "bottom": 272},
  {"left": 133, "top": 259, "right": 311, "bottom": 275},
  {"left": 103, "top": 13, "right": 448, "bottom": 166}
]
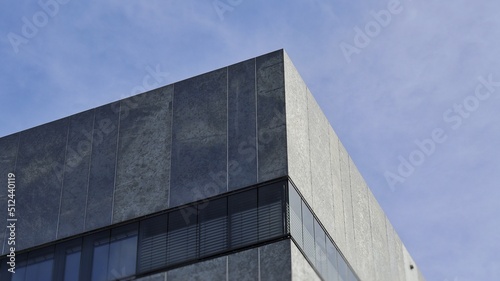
[
  {"left": 114, "top": 86, "right": 173, "bottom": 222},
  {"left": 260, "top": 239, "right": 291, "bottom": 280},
  {"left": 58, "top": 110, "right": 94, "bottom": 238},
  {"left": 85, "top": 102, "right": 120, "bottom": 230},
  {"left": 167, "top": 256, "right": 227, "bottom": 281},
  {"left": 228, "top": 58, "right": 257, "bottom": 190},
  {"left": 350, "top": 158, "right": 373, "bottom": 281},
  {"left": 228, "top": 247, "right": 258, "bottom": 281},
  {"left": 256, "top": 51, "right": 287, "bottom": 182},
  {"left": 0, "top": 133, "right": 19, "bottom": 255},
  {"left": 16, "top": 118, "right": 69, "bottom": 251},
  {"left": 283, "top": 52, "right": 312, "bottom": 203},
  {"left": 170, "top": 69, "right": 227, "bottom": 207},
  {"left": 308, "top": 88, "right": 335, "bottom": 236}
]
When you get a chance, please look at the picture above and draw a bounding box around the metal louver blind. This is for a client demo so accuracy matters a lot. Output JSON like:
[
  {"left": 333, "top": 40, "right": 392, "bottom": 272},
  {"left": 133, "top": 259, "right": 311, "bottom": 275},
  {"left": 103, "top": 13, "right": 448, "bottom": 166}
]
[
  {"left": 229, "top": 188, "right": 258, "bottom": 248},
  {"left": 199, "top": 197, "right": 227, "bottom": 257},
  {"left": 258, "top": 182, "right": 285, "bottom": 241},
  {"left": 138, "top": 214, "right": 168, "bottom": 273},
  {"left": 167, "top": 207, "right": 198, "bottom": 266}
]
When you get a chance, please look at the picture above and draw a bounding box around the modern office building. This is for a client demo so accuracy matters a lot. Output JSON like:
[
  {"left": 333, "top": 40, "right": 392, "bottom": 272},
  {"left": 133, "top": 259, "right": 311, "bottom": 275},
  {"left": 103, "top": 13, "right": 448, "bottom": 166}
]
[{"left": 0, "top": 50, "right": 425, "bottom": 281}]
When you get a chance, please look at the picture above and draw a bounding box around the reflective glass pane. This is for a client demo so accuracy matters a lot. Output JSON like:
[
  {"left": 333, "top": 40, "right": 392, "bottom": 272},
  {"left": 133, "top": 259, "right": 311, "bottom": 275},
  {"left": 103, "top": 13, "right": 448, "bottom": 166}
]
[
  {"left": 199, "top": 197, "right": 227, "bottom": 257},
  {"left": 258, "top": 182, "right": 285, "bottom": 241},
  {"left": 107, "top": 229, "right": 138, "bottom": 280},
  {"left": 229, "top": 188, "right": 258, "bottom": 248},
  {"left": 314, "top": 219, "right": 327, "bottom": 277},
  {"left": 91, "top": 240, "right": 109, "bottom": 281},
  {"left": 302, "top": 201, "right": 315, "bottom": 263},
  {"left": 288, "top": 185, "right": 303, "bottom": 248},
  {"left": 64, "top": 249, "right": 81, "bottom": 281},
  {"left": 25, "top": 253, "right": 54, "bottom": 281},
  {"left": 138, "top": 214, "right": 168, "bottom": 273},
  {"left": 327, "top": 240, "right": 340, "bottom": 281},
  {"left": 11, "top": 257, "right": 27, "bottom": 281},
  {"left": 167, "top": 207, "right": 198, "bottom": 266},
  {"left": 338, "top": 252, "right": 348, "bottom": 281}
]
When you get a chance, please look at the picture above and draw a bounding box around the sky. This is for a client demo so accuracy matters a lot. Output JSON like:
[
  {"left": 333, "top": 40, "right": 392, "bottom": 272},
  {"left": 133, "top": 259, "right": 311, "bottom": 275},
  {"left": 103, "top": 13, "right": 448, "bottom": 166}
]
[{"left": 1, "top": 0, "right": 499, "bottom": 280}]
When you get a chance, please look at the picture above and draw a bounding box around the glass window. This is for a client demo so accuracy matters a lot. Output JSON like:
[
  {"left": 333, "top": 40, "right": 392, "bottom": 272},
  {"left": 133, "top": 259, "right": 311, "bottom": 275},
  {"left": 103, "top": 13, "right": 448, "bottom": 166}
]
[
  {"left": 62, "top": 244, "right": 81, "bottom": 281},
  {"left": 314, "top": 219, "right": 327, "bottom": 277},
  {"left": 138, "top": 214, "right": 168, "bottom": 273},
  {"left": 258, "top": 182, "right": 285, "bottom": 241},
  {"left": 25, "top": 250, "right": 54, "bottom": 281},
  {"left": 199, "top": 197, "right": 227, "bottom": 257},
  {"left": 327, "top": 240, "right": 340, "bottom": 281},
  {"left": 91, "top": 236, "right": 110, "bottom": 281},
  {"left": 338, "top": 251, "right": 348, "bottom": 281},
  {"left": 228, "top": 188, "right": 258, "bottom": 248},
  {"left": 167, "top": 207, "right": 198, "bottom": 266},
  {"left": 288, "top": 185, "right": 303, "bottom": 248},
  {"left": 11, "top": 254, "right": 27, "bottom": 281},
  {"left": 302, "top": 201, "right": 315, "bottom": 263},
  {"left": 107, "top": 225, "right": 138, "bottom": 280}
]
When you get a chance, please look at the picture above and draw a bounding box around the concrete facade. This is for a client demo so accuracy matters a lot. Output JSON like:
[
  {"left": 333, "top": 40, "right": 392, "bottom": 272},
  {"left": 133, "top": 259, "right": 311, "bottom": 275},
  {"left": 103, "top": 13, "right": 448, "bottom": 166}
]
[{"left": 0, "top": 49, "right": 424, "bottom": 280}]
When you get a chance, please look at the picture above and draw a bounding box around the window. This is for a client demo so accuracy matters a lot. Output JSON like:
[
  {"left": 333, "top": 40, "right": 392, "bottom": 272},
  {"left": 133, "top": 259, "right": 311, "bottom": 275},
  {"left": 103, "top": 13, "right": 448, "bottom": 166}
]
[
  {"left": 302, "top": 201, "right": 315, "bottom": 263},
  {"left": 258, "top": 182, "right": 285, "bottom": 241},
  {"left": 138, "top": 214, "right": 168, "bottom": 273},
  {"left": 107, "top": 225, "right": 138, "bottom": 279},
  {"left": 288, "top": 184, "right": 303, "bottom": 248},
  {"left": 314, "top": 219, "right": 327, "bottom": 277},
  {"left": 228, "top": 188, "right": 258, "bottom": 248},
  {"left": 167, "top": 207, "right": 198, "bottom": 266},
  {"left": 199, "top": 197, "right": 227, "bottom": 256},
  {"left": 327, "top": 240, "right": 340, "bottom": 281},
  {"left": 338, "top": 251, "right": 348, "bottom": 281},
  {"left": 54, "top": 239, "right": 82, "bottom": 281}
]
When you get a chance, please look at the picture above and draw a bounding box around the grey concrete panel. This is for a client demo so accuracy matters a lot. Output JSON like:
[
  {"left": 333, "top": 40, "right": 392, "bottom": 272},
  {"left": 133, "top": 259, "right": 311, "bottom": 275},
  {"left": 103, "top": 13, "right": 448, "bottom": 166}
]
[
  {"left": 228, "top": 247, "right": 259, "bottom": 281},
  {"left": 167, "top": 256, "right": 227, "bottom": 281},
  {"left": 402, "top": 244, "right": 419, "bottom": 281},
  {"left": 170, "top": 69, "right": 227, "bottom": 207},
  {"left": 307, "top": 88, "right": 335, "bottom": 237},
  {"left": 228, "top": 58, "right": 257, "bottom": 190},
  {"left": 57, "top": 110, "right": 94, "bottom": 238},
  {"left": 85, "top": 102, "right": 120, "bottom": 230},
  {"left": 16, "top": 118, "right": 69, "bottom": 251},
  {"left": 114, "top": 86, "right": 173, "bottom": 222},
  {"left": 349, "top": 158, "right": 373, "bottom": 281},
  {"left": 394, "top": 228, "right": 407, "bottom": 281},
  {"left": 0, "top": 133, "right": 19, "bottom": 255},
  {"left": 368, "top": 191, "right": 390, "bottom": 281},
  {"left": 283, "top": 52, "right": 311, "bottom": 203},
  {"left": 339, "top": 142, "right": 356, "bottom": 270},
  {"left": 260, "top": 239, "right": 291, "bottom": 281},
  {"left": 256, "top": 51, "right": 287, "bottom": 182},
  {"left": 386, "top": 218, "right": 402, "bottom": 281},
  {"left": 135, "top": 272, "right": 166, "bottom": 281},
  {"left": 291, "top": 240, "right": 322, "bottom": 281},
  {"left": 329, "top": 129, "right": 346, "bottom": 253}
]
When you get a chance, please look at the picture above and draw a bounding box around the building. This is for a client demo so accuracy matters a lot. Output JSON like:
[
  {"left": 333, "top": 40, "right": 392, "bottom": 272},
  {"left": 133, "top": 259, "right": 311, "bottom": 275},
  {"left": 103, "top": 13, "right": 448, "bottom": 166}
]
[{"left": 0, "top": 50, "right": 425, "bottom": 281}]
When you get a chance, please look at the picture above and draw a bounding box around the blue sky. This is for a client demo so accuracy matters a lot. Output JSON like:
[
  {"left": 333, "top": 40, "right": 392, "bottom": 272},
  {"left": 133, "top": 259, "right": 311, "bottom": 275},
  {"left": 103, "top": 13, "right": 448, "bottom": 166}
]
[{"left": 1, "top": 0, "right": 499, "bottom": 280}]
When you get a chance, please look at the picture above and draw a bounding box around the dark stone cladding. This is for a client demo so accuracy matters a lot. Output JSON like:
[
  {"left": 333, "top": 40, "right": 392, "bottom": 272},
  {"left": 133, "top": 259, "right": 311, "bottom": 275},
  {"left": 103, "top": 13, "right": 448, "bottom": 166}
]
[{"left": 0, "top": 49, "right": 288, "bottom": 254}]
